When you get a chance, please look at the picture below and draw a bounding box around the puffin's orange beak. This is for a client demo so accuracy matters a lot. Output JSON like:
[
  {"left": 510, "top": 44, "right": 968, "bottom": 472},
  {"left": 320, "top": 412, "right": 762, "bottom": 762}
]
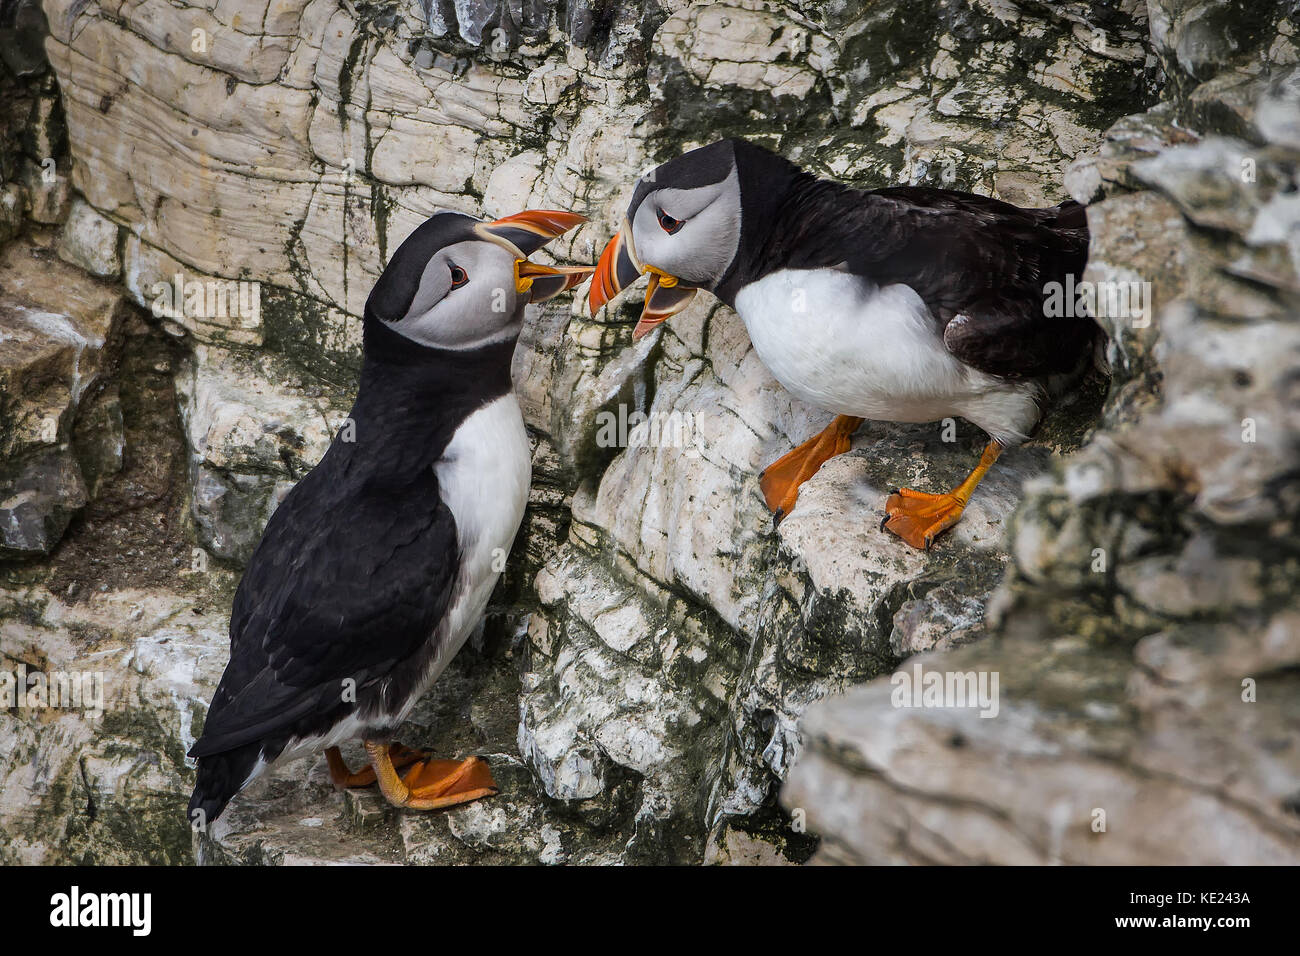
[
  {"left": 634, "top": 269, "right": 697, "bottom": 339},
  {"left": 479, "top": 209, "right": 588, "bottom": 254},
  {"left": 476, "top": 210, "right": 592, "bottom": 303},
  {"left": 589, "top": 225, "right": 641, "bottom": 314},
  {"left": 589, "top": 224, "right": 697, "bottom": 338},
  {"left": 515, "top": 259, "right": 593, "bottom": 303}
]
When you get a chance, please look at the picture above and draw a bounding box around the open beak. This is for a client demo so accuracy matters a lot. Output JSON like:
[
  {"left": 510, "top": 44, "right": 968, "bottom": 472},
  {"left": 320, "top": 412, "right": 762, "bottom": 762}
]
[
  {"left": 477, "top": 209, "right": 593, "bottom": 303},
  {"left": 589, "top": 221, "right": 697, "bottom": 339},
  {"left": 636, "top": 269, "right": 697, "bottom": 339},
  {"left": 515, "top": 259, "right": 593, "bottom": 303}
]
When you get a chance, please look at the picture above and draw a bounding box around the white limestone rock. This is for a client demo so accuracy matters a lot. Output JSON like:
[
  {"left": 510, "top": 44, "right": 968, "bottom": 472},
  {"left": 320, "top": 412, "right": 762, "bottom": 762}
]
[{"left": 57, "top": 197, "right": 121, "bottom": 278}]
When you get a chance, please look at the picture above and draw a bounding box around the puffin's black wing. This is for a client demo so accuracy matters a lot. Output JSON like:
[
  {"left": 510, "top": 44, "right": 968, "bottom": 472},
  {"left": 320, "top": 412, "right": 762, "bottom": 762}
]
[
  {"left": 863, "top": 188, "right": 1094, "bottom": 379},
  {"left": 189, "top": 448, "right": 459, "bottom": 758}
]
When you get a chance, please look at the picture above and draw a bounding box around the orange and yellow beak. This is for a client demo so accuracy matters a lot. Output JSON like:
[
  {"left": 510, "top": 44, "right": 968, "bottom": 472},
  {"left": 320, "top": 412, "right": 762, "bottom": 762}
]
[
  {"left": 477, "top": 209, "right": 593, "bottom": 303},
  {"left": 515, "top": 259, "right": 592, "bottom": 303},
  {"left": 588, "top": 223, "right": 641, "bottom": 313},
  {"left": 635, "top": 268, "right": 698, "bottom": 339},
  {"left": 589, "top": 222, "right": 697, "bottom": 339},
  {"left": 479, "top": 209, "right": 587, "bottom": 254}
]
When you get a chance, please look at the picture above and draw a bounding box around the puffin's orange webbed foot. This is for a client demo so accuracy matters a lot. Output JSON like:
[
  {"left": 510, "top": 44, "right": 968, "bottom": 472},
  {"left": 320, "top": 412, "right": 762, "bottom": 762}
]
[
  {"left": 364, "top": 741, "right": 498, "bottom": 812},
  {"left": 880, "top": 439, "right": 1005, "bottom": 550},
  {"left": 326, "top": 743, "right": 428, "bottom": 789},
  {"left": 881, "top": 488, "right": 968, "bottom": 550},
  {"left": 400, "top": 756, "right": 498, "bottom": 810},
  {"left": 760, "top": 415, "right": 863, "bottom": 523}
]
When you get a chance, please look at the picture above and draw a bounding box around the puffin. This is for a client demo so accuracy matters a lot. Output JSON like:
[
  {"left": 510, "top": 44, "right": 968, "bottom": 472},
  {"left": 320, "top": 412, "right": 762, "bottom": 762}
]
[
  {"left": 188, "top": 209, "right": 591, "bottom": 825},
  {"left": 588, "top": 138, "right": 1099, "bottom": 549}
]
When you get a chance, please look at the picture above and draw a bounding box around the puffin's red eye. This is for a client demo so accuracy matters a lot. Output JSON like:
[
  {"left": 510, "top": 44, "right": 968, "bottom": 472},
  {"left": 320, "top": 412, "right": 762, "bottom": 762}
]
[
  {"left": 449, "top": 264, "right": 468, "bottom": 288},
  {"left": 658, "top": 209, "right": 684, "bottom": 234}
]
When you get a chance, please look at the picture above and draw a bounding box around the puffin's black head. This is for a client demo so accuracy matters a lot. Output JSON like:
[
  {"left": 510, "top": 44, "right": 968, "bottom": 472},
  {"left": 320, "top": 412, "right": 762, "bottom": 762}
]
[
  {"left": 366, "top": 209, "right": 591, "bottom": 352},
  {"left": 589, "top": 138, "right": 795, "bottom": 338}
]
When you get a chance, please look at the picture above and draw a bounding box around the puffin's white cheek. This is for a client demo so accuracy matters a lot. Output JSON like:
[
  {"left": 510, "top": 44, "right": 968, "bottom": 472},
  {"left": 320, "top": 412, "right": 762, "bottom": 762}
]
[
  {"left": 637, "top": 229, "right": 676, "bottom": 274},
  {"left": 687, "top": 209, "right": 740, "bottom": 281},
  {"left": 483, "top": 282, "right": 519, "bottom": 318},
  {"left": 640, "top": 230, "right": 700, "bottom": 284}
]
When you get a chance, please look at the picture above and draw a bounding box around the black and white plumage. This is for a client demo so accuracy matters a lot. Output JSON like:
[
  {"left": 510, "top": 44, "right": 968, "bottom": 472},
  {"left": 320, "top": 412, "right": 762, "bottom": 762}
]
[
  {"left": 188, "top": 210, "right": 588, "bottom": 823},
  {"left": 590, "top": 138, "right": 1100, "bottom": 546}
]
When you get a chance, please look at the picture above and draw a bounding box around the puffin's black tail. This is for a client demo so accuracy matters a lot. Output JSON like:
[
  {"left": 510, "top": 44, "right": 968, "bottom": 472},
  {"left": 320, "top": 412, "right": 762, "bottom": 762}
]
[
  {"left": 187, "top": 742, "right": 262, "bottom": 828},
  {"left": 1048, "top": 199, "right": 1088, "bottom": 233}
]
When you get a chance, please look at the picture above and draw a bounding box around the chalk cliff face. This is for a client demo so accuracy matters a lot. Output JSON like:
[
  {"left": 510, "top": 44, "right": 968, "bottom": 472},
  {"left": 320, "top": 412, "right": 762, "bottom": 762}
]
[{"left": 0, "top": 0, "right": 1296, "bottom": 864}]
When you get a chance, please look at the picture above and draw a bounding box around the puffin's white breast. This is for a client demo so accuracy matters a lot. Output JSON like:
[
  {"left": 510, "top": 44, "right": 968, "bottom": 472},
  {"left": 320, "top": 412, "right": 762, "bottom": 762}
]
[
  {"left": 426, "top": 393, "right": 531, "bottom": 682},
  {"left": 733, "top": 268, "right": 1039, "bottom": 442}
]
